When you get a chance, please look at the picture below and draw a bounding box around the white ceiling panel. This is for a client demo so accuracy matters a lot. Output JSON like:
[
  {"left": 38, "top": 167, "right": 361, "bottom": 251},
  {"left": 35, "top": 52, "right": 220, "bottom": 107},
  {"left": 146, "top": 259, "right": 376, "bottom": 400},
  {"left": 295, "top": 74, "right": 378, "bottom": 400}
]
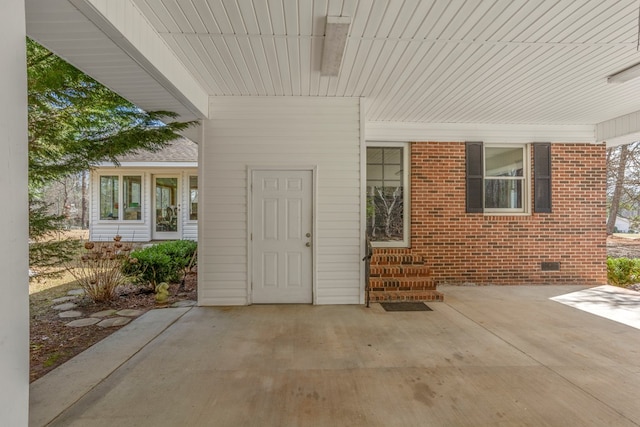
[
  {"left": 126, "top": 0, "right": 640, "bottom": 125},
  {"left": 26, "top": 0, "right": 640, "bottom": 129}
]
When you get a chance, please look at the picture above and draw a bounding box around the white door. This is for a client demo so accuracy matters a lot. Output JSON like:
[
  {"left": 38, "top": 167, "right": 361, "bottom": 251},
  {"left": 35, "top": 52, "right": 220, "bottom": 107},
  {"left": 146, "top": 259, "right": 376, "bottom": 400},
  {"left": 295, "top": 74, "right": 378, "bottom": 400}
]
[
  {"left": 153, "top": 175, "right": 181, "bottom": 240},
  {"left": 252, "top": 170, "right": 313, "bottom": 304}
]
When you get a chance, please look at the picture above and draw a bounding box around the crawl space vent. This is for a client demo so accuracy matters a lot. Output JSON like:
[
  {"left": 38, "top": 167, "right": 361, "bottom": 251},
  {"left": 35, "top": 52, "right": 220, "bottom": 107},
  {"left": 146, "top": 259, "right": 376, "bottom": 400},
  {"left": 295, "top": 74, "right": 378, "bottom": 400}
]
[{"left": 541, "top": 262, "right": 560, "bottom": 271}]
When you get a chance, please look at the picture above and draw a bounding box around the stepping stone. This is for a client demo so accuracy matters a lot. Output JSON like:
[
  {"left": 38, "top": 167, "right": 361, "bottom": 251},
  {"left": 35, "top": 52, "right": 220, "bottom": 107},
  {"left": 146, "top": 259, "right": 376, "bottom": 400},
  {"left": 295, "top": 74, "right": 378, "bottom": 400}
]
[
  {"left": 52, "top": 296, "right": 77, "bottom": 304},
  {"left": 171, "top": 300, "right": 197, "bottom": 308},
  {"left": 65, "top": 318, "right": 100, "bottom": 327},
  {"left": 67, "top": 289, "right": 85, "bottom": 296},
  {"left": 90, "top": 309, "right": 117, "bottom": 318},
  {"left": 97, "top": 317, "right": 131, "bottom": 328},
  {"left": 115, "top": 309, "right": 144, "bottom": 317},
  {"left": 53, "top": 302, "right": 78, "bottom": 311},
  {"left": 58, "top": 310, "right": 82, "bottom": 318}
]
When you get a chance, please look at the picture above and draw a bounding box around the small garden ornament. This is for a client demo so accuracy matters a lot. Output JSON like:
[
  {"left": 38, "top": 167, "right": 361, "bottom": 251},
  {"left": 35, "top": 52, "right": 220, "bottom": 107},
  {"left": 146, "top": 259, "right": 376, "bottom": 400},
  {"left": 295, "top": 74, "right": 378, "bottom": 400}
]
[{"left": 155, "top": 282, "right": 170, "bottom": 305}]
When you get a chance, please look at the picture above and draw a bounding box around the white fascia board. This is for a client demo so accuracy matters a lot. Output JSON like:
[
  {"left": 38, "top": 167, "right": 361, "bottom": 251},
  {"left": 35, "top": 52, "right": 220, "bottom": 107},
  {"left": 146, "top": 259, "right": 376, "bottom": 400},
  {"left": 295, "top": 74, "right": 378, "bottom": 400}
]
[
  {"left": 179, "top": 122, "right": 203, "bottom": 145},
  {"left": 596, "top": 111, "right": 640, "bottom": 147},
  {"left": 95, "top": 162, "right": 197, "bottom": 168},
  {"left": 69, "top": 0, "right": 209, "bottom": 119},
  {"left": 366, "top": 122, "right": 597, "bottom": 144}
]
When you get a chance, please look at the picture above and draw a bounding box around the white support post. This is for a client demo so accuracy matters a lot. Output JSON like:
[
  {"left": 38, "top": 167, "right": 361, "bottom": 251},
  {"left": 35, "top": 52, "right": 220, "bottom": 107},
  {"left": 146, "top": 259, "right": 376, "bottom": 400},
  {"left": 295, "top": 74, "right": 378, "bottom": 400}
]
[{"left": 0, "top": 0, "right": 30, "bottom": 425}]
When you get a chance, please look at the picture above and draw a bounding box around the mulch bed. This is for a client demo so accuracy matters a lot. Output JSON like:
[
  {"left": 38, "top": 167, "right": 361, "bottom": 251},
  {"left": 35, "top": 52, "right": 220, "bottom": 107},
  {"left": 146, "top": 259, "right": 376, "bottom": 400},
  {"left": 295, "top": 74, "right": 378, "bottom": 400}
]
[{"left": 30, "top": 274, "right": 196, "bottom": 383}]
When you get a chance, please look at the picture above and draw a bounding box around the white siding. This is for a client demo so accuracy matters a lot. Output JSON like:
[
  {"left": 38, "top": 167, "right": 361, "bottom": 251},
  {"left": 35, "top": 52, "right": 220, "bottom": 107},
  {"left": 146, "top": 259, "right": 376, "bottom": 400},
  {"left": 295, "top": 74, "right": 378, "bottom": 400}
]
[
  {"left": 200, "top": 97, "right": 363, "bottom": 305},
  {"left": 90, "top": 168, "right": 198, "bottom": 242}
]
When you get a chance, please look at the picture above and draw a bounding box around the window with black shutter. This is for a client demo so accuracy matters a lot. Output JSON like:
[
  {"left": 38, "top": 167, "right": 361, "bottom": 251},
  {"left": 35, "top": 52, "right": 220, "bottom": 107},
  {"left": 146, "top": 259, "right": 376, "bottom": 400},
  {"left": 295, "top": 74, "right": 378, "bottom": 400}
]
[
  {"left": 533, "top": 143, "right": 552, "bottom": 213},
  {"left": 465, "top": 142, "right": 483, "bottom": 213},
  {"left": 466, "top": 142, "right": 546, "bottom": 214}
]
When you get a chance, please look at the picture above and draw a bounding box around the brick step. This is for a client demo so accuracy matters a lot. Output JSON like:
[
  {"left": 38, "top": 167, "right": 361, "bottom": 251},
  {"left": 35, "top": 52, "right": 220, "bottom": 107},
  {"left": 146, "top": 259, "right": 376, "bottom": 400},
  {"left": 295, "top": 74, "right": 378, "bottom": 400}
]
[
  {"left": 369, "top": 277, "right": 436, "bottom": 291},
  {"left": 369, "top": 290, "right": 444, "bottom": 302},
  {"left": 370, "top": 254, "right": 425, "bottom": 266},
  {"left": 369, "top": 264, "right": 431, "bottom": 278}
]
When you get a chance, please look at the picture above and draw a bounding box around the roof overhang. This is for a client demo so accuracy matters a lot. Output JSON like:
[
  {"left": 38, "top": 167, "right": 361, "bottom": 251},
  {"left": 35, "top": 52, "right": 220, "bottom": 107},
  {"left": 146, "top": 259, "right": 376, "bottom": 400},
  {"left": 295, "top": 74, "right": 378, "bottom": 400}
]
[
  {"left": 22, "top": 1, "right": 640, "bottom": 148},
  {"left": 26, "top": 0, "right": 209, "bottom": 122},
  {"left": 95, "top": 162, "right": 197, "bottom": 168},
  {"left": 596, "top": 110, "right": 640, "bottom": 147}
]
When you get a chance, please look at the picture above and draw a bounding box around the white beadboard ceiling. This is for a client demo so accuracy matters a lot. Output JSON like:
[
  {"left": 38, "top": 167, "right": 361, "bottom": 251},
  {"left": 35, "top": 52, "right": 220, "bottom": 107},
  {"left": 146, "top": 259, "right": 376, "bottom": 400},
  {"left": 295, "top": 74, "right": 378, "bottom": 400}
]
[
  {"left": 128, "top": 0, "right": 640, "bottom": 126},
  {"left": 25, "top": 0, "right": 640, "bottom": 134}
]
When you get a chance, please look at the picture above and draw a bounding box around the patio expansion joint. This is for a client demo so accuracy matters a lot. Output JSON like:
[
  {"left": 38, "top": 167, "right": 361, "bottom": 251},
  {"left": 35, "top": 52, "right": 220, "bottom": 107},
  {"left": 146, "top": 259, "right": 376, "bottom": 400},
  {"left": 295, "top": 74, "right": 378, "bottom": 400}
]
[{"left": 444, "top": 300, "right": 639, "bottom": 426}]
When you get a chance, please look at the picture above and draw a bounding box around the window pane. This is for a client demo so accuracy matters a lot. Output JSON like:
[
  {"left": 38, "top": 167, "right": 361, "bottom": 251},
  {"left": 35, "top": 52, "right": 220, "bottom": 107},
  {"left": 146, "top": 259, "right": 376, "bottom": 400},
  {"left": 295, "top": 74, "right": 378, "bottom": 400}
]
[
  {"left": 367, "top": 147, "right": 383, "bottom": 164},
  {"left": 366, "top": 146, "right": 405, "bottom": 242},
  {"left": 383, "top": 148, "right": 401, "bottom": 164},
  {"left": 485, "top": 179, "right": 522, "bottom": 209},
  {"left": 100, "top": 176, "right": 119, "bottom": 220},
  {"left": 485, "top": 147, "right": 523, "bottom": 177},
  {"left": 123, "top": 176, "right": 141, "bottom": 220},
  {"left": 367, "top": 164, "right": 383, "bottom": 180},
  {"left": 189, "top": 176, "right": 198, "bottom": 220},
  {"left": 384, "top": 164, "right": 402, "bottom": 179}
]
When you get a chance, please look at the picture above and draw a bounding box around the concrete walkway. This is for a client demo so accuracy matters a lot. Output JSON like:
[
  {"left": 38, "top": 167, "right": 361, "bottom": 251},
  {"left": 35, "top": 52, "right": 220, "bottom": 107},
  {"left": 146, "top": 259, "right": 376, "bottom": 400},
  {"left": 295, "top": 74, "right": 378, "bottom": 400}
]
[{"left": 30, "top": 285, "right": 640, "bottom": 426}]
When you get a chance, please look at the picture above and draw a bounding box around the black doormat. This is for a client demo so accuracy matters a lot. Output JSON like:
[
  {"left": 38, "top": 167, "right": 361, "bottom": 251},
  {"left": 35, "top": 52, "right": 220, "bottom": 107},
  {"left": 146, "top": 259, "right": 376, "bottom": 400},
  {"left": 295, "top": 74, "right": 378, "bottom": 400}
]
[{"left": 380, "top": 302, "right": 432, "bottom": 312}]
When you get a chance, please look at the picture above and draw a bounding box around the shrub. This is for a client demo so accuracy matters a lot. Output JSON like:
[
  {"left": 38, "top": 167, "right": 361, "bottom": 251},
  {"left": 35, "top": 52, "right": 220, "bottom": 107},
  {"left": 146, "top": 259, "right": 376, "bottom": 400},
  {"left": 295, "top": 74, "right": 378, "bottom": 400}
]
[
  {"left": 607, "top": 257, "right": 640, "bottom": 287},
  {"left": 66, "top": 236, "right": 133, "bottom": 302},
  {"left": 123, "top": 240, "right": 197, "bottom": 288}
]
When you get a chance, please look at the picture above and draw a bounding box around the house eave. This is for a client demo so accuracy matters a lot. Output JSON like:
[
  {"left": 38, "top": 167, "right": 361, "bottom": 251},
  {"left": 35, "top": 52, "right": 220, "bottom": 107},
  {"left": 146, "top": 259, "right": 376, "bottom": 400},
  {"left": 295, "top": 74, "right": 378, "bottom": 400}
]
[
  {"left": 365, "top": 122, "right": 597, "bottom": 144},
  {"left": 95, "top": 162, "right": 197, "bottom": 168}
]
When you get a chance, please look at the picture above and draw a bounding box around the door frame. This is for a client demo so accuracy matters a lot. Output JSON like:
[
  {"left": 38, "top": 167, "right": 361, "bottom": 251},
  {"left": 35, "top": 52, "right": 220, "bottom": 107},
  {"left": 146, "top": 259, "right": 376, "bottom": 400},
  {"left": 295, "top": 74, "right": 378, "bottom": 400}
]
[
  {"left": 247, "top": 166, "right": 318, "bottom": 305},
  {"left": 152, "top": 174, "right": 182, "bottom": 240}
]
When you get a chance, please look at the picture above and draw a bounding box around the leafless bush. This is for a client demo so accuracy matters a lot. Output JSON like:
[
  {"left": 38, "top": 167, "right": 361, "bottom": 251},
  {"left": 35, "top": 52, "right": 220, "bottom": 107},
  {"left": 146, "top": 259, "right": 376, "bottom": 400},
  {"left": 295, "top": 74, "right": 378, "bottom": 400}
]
[{"left": 66, "top": 235, "right": 133, "bottom": 302}]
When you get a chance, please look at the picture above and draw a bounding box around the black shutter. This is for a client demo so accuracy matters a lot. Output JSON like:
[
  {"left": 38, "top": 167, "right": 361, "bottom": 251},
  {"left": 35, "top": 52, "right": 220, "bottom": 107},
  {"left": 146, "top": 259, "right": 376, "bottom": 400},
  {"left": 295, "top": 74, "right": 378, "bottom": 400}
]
[
  {"left": 533, "top": 143, "right": 552, "bottom": 213},
  {"left": 466, "top": 141, "right": 483, "bottom": 213}
]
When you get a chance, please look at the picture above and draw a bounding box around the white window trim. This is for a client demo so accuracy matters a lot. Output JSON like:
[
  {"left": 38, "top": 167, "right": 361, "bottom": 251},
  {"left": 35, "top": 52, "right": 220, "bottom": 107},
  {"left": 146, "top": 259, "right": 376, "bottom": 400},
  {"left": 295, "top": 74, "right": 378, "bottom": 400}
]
[
  {"left": 97, "top": 172, "right": 145, "bottom": 223},
  {"left": 186, "top": 174, "right": 198, "bottom": 223},
  {"left": 366, "top": 141, "right": 411, "bottom": 248},
  {"left": 483, "top": 143, "right": 531, "bottom": 215}
]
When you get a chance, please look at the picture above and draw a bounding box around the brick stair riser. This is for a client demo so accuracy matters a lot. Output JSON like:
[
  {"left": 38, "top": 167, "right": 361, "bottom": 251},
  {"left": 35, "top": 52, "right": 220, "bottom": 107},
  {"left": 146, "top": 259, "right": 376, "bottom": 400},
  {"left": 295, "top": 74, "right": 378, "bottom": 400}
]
[
  {"left": 367, "top": 250, "right": 443, "bottom": 301},
  {"left": 370, "top": 255, "right": 424, "bottom": 265},
  {"left": 369, "top": 265, "right": 431, "bottom": 278},
  {"left": 369, "top": 278, "right": 436, "bottom": 291},
  {"left": 369, "top": 291, "right": 444, "bottom": 302}
]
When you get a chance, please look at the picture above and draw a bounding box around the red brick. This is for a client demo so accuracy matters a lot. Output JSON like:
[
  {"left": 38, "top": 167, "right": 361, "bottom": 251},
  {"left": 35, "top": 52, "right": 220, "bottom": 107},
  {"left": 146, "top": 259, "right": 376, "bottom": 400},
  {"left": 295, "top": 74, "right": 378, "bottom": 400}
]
[{"left": 372, "top": 142, "right": 607, "bottom": 286}]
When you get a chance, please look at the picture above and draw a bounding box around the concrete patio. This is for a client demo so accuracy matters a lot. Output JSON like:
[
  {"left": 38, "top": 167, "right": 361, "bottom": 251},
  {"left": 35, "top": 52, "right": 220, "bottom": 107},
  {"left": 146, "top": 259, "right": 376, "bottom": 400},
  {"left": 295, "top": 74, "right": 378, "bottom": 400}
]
[{"left": 31, "top": 285, "right": 640, "bottom": 426}]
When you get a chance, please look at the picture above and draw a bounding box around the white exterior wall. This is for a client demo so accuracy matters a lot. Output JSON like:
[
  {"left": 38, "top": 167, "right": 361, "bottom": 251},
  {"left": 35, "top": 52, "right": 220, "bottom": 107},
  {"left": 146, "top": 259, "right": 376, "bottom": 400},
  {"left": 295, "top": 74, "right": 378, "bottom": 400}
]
[
  {"left": 0, "top": 1, "right": 29, "bottom": 424},
  {"left": 90, "top": 167, "right": 198, "bottom": 242},
  {"left": 200, "top": 97, "right": 363, "bottom": 305}
]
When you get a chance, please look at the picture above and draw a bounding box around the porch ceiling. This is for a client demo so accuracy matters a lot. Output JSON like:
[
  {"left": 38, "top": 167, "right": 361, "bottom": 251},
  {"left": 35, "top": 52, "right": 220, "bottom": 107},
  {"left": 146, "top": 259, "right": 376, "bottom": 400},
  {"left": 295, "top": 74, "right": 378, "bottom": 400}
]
[{"left": 24, "top": 0, "right": 640, "bottom": 141}]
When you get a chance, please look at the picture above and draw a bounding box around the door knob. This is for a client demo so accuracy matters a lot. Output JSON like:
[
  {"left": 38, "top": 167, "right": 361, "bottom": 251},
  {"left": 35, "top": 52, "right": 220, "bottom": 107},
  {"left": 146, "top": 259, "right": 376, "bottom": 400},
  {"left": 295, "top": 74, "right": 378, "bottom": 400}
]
[
  {"left": 306, "top": 242, "right": 311, "bottom": 247},
  {"left": 306, "top": 233, "right": 311, "bottom": 238}
]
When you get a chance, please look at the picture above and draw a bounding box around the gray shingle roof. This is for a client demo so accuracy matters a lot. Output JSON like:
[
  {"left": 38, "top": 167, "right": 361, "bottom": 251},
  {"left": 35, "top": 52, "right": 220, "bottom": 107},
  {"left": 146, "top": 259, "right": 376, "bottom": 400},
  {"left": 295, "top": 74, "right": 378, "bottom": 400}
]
[{"left": 116, "top": 137, "right": 197, "bottom": 163}]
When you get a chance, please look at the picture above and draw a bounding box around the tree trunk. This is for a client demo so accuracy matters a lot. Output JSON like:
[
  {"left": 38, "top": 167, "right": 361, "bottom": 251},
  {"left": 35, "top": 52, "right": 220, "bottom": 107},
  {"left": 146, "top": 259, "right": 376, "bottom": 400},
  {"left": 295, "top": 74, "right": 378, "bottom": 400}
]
[
  {"left": 607, "top": 144, "right": 629, "bottom": 234},
  {"left": 81, "top": 171, "right": 87, "bottom": 229}
]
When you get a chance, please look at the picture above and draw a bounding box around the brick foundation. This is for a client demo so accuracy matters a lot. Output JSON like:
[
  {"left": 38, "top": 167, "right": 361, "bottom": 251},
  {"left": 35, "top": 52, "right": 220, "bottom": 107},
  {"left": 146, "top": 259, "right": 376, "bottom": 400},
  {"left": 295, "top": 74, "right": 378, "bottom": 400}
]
[{"left": 373, "top": 141, "right": 607, "bottom": 286}]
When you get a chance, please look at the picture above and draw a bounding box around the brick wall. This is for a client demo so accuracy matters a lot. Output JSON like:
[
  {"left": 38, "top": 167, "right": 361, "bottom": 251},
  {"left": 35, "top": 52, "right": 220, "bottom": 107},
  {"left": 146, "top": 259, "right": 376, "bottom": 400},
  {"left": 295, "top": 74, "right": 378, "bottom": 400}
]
[{"left": 374, "top": 142, "right": 607, "bottom": 285}]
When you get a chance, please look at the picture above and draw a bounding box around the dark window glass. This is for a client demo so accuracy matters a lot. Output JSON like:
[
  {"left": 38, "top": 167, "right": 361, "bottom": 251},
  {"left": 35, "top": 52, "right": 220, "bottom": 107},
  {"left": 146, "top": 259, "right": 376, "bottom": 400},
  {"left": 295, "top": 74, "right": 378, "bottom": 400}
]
[{"left": 366, "top": 147, "right": 404, "bottom": 242}]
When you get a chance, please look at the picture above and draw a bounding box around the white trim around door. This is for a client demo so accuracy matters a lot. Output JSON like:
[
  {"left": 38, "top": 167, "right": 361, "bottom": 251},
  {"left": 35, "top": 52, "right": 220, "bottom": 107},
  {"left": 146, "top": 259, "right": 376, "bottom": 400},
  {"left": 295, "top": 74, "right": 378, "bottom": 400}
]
[
  {"left": 152, "top": 174, "right": 181, "bottom": 240},
  {"left": 248, "top": 167, "right": 317, "bottom": 304}
]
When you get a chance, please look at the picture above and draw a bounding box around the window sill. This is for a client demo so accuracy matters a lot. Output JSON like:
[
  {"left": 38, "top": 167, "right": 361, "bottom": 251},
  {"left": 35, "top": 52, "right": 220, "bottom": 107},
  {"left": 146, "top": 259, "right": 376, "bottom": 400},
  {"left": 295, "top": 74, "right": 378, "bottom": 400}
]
[
  {"left": 97, "top": 220, "right": 144, "bottom": 223},
  {"left": 483, "top": 212, "right": 531, "bottom": 217},
  {"left": 370, "top": 242, "right": 410, "bottom": 249}
]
